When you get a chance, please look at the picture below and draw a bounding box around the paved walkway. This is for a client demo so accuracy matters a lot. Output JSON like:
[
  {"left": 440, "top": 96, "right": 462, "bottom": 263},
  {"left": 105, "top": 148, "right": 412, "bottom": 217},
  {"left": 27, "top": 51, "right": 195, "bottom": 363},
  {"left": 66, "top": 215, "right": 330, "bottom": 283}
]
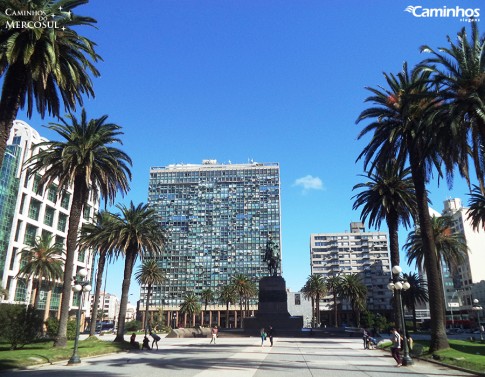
[{"left": 2, "top": 337, "right": 479, "bottom": 376}]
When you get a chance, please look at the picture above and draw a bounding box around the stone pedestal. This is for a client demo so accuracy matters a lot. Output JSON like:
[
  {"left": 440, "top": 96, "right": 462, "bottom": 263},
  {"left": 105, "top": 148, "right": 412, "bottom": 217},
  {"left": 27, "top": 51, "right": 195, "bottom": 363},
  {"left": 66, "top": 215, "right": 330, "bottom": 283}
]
[{"left": 243, "top": 276, "right": 303, "bottom": 331}]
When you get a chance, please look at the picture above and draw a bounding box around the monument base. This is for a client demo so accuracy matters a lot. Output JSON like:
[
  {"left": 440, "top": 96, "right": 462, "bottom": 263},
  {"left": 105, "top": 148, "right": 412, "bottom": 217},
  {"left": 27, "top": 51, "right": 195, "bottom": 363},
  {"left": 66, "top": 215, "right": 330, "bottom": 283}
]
[{"left": 243, "top": 276, "right": 303, "bottom": 332}]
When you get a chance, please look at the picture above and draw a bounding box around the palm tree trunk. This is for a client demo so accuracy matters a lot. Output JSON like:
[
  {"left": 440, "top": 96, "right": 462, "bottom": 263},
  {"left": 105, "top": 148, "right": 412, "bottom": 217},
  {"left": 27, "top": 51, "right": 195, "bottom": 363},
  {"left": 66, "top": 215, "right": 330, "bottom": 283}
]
[
  {"left": 239, "top": 298, "right": 243, "bottom": 328},
  {"left": 54, "top": 179, "right": 86, "bottom": 347},
  {"left": 33, "top": 273, "right": 43, "bottom": 310},
  {"left": 311, "top": 297, "right": 315, "bottom": 327},
  {"left": 412, "top": 303, "right": 417, "bottom": 332},
  {"left": 115, "top": 250, "right": 136, "bottom": 342},
  {"left": 333, "top": 289, "right": 338, "bottom": 327},
  {"left": 225, "top": 303, "right": 229, "bottom": 328},
  {"left": 316, "top": 294, "right": 320, "bottom": 326},
  {"left": 0, "top": 64, "right": 24, "bottom": 169},
  {"left": 144, "top": 284, "right": 152, "bottom": 335},
  {"left": 409, "top": 151, "right": 449, "bottom": 352},
  {"left": 90, "top": 252, "right": 107, "bottom": 336},
  {"left": 387, "top": 214, "right": 403, "bottom": 330}
]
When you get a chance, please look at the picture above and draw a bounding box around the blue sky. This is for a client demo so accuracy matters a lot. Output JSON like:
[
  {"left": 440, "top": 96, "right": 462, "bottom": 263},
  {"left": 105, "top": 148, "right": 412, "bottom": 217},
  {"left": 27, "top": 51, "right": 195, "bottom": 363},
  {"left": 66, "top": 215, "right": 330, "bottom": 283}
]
[{"left": 17, "top": 0, "right": 481, "bottom": 301}]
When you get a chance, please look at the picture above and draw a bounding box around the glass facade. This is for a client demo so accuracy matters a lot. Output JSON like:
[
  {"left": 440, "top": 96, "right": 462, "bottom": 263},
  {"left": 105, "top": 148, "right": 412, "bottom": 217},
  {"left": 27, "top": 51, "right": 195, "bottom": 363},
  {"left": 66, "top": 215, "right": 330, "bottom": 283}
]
[
  {"left": 0, "top": 144, "right": 21, "bottom": 278},
  {"left": 147, "top": 161, "right": 281, "bottom": 307}
]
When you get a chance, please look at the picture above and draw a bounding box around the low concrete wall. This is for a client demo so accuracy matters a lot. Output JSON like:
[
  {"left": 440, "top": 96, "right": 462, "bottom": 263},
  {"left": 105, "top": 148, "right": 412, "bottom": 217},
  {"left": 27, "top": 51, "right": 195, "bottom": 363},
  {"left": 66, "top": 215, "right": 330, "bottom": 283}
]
[{"left": 166, "top": 327, "right": 212, "bottom": 338}]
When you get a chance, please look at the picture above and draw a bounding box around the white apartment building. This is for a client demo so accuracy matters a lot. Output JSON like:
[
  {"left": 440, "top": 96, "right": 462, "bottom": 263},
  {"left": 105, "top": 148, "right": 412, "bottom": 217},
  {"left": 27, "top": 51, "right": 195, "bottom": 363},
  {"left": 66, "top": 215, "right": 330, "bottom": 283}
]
[
  {"left": 310, "top": 222, "right": 393, "bottom": 325},
  {"left": 90, "top": 292, "right": 119, "bottom": 322},
  {"left": 0, "top": 120, "right": 98, "bottom": 320}
]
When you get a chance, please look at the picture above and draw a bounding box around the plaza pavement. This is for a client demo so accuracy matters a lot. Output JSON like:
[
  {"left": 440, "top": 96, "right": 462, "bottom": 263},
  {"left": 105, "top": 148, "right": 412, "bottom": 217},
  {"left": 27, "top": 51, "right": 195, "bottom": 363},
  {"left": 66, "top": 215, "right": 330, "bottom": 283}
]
[{"left": 2, "top": 336, "right": 480, "bottom": 377}]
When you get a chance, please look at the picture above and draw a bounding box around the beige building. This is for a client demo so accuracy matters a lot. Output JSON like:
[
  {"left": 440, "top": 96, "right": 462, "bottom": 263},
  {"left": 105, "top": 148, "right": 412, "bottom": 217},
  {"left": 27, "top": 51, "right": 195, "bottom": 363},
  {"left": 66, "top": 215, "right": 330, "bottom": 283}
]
[{"left": 310, "top": 222, "right": 393, "bottom": 326}]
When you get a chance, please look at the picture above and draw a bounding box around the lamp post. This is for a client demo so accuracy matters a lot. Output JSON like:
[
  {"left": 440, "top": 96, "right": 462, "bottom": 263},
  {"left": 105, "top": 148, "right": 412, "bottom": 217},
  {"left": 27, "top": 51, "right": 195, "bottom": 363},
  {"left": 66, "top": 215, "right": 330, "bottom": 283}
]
[
  {"left": 68, "top": 268, "right": 92, "bottom": 365},
  {"left": 472, "top": 299, "right": 483, "bottom": 341},
  {"left": 387, "top": 265, "right": 413, "bottom": 366},
  {"left": 172, "top": 312, "right": 177, "bottom": 329}
]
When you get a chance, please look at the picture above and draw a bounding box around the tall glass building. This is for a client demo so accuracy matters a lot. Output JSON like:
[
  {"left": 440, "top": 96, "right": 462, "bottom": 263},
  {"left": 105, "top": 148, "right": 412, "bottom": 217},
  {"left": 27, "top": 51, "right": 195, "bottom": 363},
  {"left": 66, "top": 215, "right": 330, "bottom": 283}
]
[
  {"left": 0, "top": 120, "right": 97, "bottom": 322},
  {"left": 146, "top": 160, "right": 281, "bottom": 326}
]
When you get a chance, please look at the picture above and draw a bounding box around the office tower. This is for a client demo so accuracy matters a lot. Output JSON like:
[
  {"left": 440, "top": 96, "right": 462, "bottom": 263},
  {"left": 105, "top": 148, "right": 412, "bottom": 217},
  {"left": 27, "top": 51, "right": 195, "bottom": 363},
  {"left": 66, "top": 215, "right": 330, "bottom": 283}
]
[
  {"left": 310, "top": 222, "right": 393, "bottom": 324},
  {"left": 437, "top": 198, "right": 485, "bottom": 322},
  {"left": 147, "top": 160, "right": 281, "bottom": 327},
  {"left": 0, "top": 120, "right": 97, "bottom": 320}
]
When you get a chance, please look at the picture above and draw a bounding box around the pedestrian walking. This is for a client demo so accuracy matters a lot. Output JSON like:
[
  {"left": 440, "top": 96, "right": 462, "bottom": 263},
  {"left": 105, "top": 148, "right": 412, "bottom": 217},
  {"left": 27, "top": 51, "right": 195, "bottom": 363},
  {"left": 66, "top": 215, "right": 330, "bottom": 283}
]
[
  {"left": 150, "top": 331, "right": 161, "bottom": 349},
  {"left": 260, "top": 328, "right": 266, "bottom": 347},
  {"left": 210, "top": 325, "right": 218, "bottom": 344},
  {"left": 390, "top": 328, "right": 402, "bottom": 367},
  {"left": 363, "top": 329, "right": 369, "bottom": 349},
  {"left": 267, "top": 325, "right": 274, "bottom": 347}
]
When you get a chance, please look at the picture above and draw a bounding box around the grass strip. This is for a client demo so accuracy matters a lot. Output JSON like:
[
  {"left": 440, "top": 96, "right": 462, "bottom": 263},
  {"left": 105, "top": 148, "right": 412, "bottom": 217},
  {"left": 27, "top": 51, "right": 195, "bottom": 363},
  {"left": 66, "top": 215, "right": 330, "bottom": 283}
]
[{"left": 0, "top": 337, "right": 131, "bottom": 371}]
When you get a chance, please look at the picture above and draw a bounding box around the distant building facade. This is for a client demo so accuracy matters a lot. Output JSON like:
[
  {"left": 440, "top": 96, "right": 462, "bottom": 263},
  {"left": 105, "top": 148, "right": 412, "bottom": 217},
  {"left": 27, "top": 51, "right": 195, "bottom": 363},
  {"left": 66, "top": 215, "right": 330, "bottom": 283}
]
[
  {"left": 0, "top": 120, "right": 97, "bottom": 320},
  {"left": 432, "top": 198, "right": 485, "bottom": 326},
  {"left": 145, "top": 160, "right": 281, "bottom": 327},
  {"left": 90, "top": 292, "right": 119, "bottom": 322},
  {"left": 310, "top": 222, "right": 393, "bottom": 326}
]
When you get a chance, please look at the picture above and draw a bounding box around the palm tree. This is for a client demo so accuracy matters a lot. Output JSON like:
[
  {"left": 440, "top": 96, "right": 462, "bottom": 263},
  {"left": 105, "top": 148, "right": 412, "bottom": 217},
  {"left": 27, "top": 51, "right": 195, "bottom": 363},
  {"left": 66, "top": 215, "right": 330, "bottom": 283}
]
[
  {"left": 467, "top": 185, "right": 485, "bottom": 230},
  {"left": 302, "top": 275, "right": 327, "bottom": 328},
  {"left": 179, "top": 292, "right": 201, "bottom": 327},
  {"left": 0, "top": 0, "right": 101, "bottom": 169},
  {"left": 79, "top": 211, "right": 117, "bottom": 336},
  {"left": 357, "top": 62, "right": 450, "bottom": 351},
  {"left": 108, "top": 202, "right": 165, "bottom": 342},
  {"left": 405, "top": 215, "right": 468, "bottom": 287},
  {"left": 401, "top": 273, "right": 429, "bottom": 332},
  {"left": 135, "top": 259, "right": 165, "bottom": 335},
  {"left": 337, "top": 274, "right": 367, "bottom": 328},
  {"left": 231, "top": 274, "right": 256, "bottom": 328},
  {"left": 219, "top": 284, "right": 237, "bottom": 328},
  {"left": 15, "top": 234, "right": 64, "bottom": 319},
  {"left": 352, "top": 161, "right": 417, "bottom": 327},
  {"left": 420, "top": 23, "right": 485, "bottom": 192},
  {"left": 26, "top": 110, "right": 131, "bottom": 347},
  {"left": 200, "top": 288, "right": 215, "bottom": 326},
  {"left": 326, "top": 274, "right": 343, "bottom": 327}
]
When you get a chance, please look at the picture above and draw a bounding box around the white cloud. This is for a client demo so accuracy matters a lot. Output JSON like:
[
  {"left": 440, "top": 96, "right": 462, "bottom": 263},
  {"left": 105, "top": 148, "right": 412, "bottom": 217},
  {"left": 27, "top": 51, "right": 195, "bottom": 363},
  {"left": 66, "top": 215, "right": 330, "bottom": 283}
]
[{"left": 293, "top": 175, "right": 324, "bottom": 193}]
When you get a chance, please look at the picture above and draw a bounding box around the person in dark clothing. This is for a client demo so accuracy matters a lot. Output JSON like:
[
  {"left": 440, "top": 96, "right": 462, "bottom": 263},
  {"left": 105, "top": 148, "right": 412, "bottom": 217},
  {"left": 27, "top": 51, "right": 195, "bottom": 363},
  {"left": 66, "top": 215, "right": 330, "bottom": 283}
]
[
  {"left": 142, "top": 336, "right": 151, "bottom": 350},
  {"left": 130, "top": 333, "right": 140, "bottom": 349},
  {"left": 267, "top": 325, "right": 274, "bottom": 347}
]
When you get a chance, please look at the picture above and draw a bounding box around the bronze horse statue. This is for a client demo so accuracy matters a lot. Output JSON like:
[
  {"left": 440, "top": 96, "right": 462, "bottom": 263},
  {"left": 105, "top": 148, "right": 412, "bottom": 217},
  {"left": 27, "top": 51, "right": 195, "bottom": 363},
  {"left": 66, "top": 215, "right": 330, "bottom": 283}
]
[{"left": 263, "top": 237, "right": 280, "bottom": 277}]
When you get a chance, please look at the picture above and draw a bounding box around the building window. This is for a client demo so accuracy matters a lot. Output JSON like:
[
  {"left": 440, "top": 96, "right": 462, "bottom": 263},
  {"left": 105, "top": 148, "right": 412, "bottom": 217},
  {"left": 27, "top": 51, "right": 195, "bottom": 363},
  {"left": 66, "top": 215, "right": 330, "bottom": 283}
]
[
  {"left": 15, "top": 279, "right": 27, "bottom": 302},
  {"left": 32, "top": 174, "right": 44, "bottom": 195},
  {"left": 295, "top": 293, "right": 301, "bottom": 305},
  {"left": 24, "top": 224, "right": 37, "bottom": 246},
  {"left": 77, "top": 249, "right": 85, "bottom": 263},
  {"left": 44, "top": 206, "right": 55, "bottom": 227},
  {"left": 57, "top": 213, "right": 68, "bottom": 232},
  {"left": 61, "top": 191, "right": 70, "bottom": 209},
  {"left": 28, "top": 199, "right": 41, "bottom": 220},
  {"left": 83, "top": 205, "right": 91, "bottom": 220},
  {"left": 47, "top": 184, "right": 58, "bottom": 202},
  {"left": 9, "top": 248, "right": 17, "bottom": 270}
]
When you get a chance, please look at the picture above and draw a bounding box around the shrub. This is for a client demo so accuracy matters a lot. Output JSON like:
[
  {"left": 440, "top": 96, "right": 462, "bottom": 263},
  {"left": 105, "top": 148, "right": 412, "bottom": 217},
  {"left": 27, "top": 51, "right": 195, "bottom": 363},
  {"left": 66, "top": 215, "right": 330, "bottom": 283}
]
[
  {"left": 45, "top": 317, "right": 78, "bottom": 340},
  {"left": 0, "top": 304, "right": 43, "bottom": 349},
  {"left": 125, "top": 320, "right": 142, "bottom": 332}
]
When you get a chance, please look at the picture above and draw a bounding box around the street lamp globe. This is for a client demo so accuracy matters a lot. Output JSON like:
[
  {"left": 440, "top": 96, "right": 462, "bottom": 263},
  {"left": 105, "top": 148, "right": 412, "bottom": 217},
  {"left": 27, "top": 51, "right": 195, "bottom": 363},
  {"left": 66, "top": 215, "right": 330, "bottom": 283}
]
[
  {"left": 73, "top": 284, "right": 83, "bottom": 292},
  {"left": 387, "top": 282, "right": 395, "bottom": 290},
  {"left": 78, "top": 268, "right": 88, "bottom": 278},
  {"left": 392, "top": 265, "right": 402, "bottom": 275},
  {"left": 394, "top": 281, "right": 403, "bottom": 290}
]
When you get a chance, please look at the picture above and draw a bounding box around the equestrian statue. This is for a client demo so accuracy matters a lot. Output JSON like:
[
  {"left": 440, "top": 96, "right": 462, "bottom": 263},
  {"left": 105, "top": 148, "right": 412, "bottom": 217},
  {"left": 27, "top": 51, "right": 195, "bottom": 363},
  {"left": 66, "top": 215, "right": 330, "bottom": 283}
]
[{"left": 263, "top": 236, "right": 280, "bottom": 277}]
